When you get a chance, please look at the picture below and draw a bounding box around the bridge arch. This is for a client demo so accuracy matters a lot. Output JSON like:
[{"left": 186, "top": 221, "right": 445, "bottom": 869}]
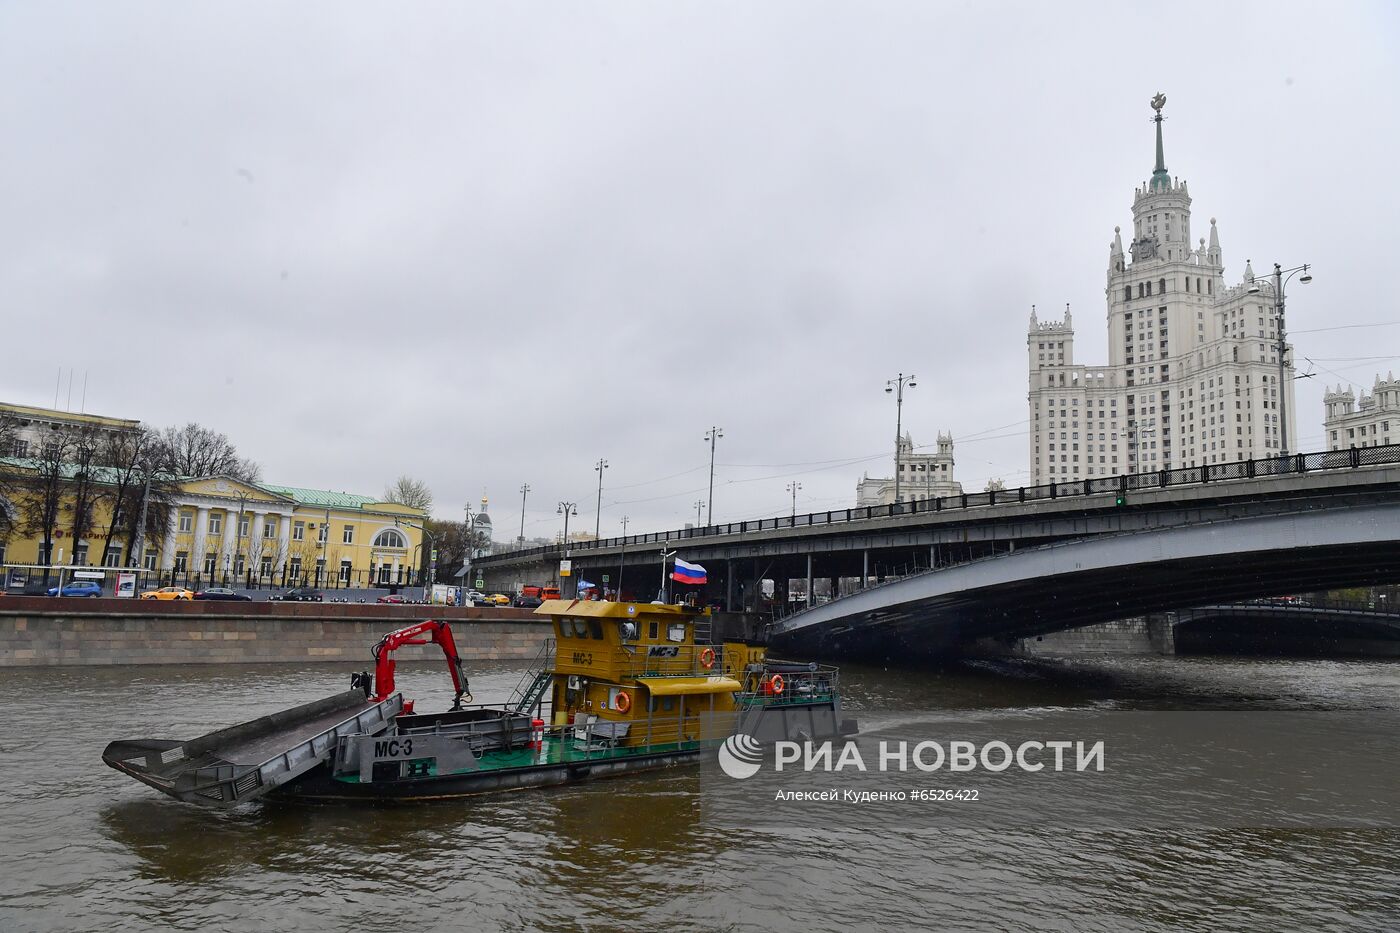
[{"left": 772, "top": 503, "right": 1400, "bottom": 660}]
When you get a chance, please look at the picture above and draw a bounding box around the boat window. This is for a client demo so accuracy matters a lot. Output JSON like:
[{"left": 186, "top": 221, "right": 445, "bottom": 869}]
[
  {"left": 572, "top": 620, "right": 589, "bottom": 638},
  {"left": 667, "top": 623, "right": 687, "bottom": 643},
  {"left": 619, "top": 621, "right": 638, "bottom": 641},
  {"left": 589, "top": 620, "right": 603, "bottom": 640},
  {"left": 557, "top": 625, "right": 570, "bottom": 638},
  {"left": 663, "top": 697, "right": 676, "bottom": 711},
  {"left": 648, "top": 622, "right": 659, "bottom": 639}
]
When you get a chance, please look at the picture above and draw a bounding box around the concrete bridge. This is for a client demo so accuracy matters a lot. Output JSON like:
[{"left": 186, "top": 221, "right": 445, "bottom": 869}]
[
  {"left": 476, "top": 448, "right": 1400, "bottom": 646},
  {"left": 1170, "top": 599, "right": 1400, "bottom": 657},
  {"left": 767, "top": 501, "right": 1400, "bottom": 660}
]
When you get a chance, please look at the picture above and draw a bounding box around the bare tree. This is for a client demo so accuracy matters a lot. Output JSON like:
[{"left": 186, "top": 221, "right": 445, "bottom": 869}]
[
  {"left": 64, "top": 427, "right": 109, "bottom": 565},
  {"left": 155, "top": 423, "right": 261, "bottom": 483},
  {"left": 383, "top": 475, "right": 433, "bottom": 514},
  {"left": 94, "top": 426, "right": 176, "bottom": 567},
  {"left": 289, "top": 531, "right": 323, "bottom": 585},
  {"left": 426, "top": 518, "right": 492, "bottom": 583},
  {"left": 246, "top": 522, "right": 268, "bottom": 582},
  {"left": 19, "top": 427, "right": 76, "bottom": 576},
  {"left": 0, "top": 413, "right": 20, "bottom": 539}
]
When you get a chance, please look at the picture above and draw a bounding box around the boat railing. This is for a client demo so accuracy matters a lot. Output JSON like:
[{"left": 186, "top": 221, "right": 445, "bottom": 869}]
[
  {"left": 619, "top": 642, "right": 733, "bottom": 679},
  {"left": 737, "top": 661, "right": 841, "bottom": 705},
  {"left": 547, "top": 710, "right": 733, "bottom": 753}
]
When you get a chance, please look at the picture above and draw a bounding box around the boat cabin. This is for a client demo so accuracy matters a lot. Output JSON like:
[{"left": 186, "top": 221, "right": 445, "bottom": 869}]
[{"left": 539, "top": 600, "right": 766, "bottom": 748}]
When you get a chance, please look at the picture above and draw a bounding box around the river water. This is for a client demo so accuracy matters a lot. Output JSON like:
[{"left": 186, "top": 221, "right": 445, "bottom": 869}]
[{"left": 2, "top": 656, "right": 1398, "bottom": 932}]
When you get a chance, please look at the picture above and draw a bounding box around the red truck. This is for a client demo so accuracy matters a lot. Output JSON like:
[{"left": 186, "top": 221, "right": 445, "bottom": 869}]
[{"left": 518, "top": 584, "right": 561, "bottom": 603}]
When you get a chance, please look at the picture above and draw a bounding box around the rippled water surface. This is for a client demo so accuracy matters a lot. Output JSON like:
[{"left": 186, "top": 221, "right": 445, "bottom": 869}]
[{"left": 2, "top": 656, "right": 1398, "bottom": 932}]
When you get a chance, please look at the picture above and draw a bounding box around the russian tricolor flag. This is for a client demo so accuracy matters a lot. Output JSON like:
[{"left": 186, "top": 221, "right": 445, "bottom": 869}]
[{"left": 670, "top": 557, "right": 707, "bottom": 585}]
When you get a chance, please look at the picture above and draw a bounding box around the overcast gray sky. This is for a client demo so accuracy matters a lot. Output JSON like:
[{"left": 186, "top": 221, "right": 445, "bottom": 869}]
[{"left": 2, "top": 2, "right": 1397, "bottom": 540}]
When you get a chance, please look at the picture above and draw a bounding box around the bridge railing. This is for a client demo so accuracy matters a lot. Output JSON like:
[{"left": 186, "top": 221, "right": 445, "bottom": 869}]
[{"left": 489, "top": 443, "right": 1400, "bottom": 562}]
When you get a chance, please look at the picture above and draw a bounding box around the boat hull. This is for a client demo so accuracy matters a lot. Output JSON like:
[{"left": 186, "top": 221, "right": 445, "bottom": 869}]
[{"left": 275, "top": 744, "right": 706, "bottom": 802}]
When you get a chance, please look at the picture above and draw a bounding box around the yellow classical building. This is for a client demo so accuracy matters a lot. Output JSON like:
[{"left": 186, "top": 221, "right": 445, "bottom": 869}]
[
  {"left": 0, "top": 470, "right": 426, "bottom": 589},
  {"left": 1, "top": 401, "right": 141, "bottom": 460}
]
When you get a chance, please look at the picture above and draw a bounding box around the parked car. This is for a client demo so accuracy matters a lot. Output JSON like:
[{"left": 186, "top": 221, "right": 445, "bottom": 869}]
[
  {"left": 514, "top": 595, "right": 543, "bottom": 609},
  {"left": 271, "top": 587, "right": 324, "bottom": 602},
  {"left": 140, "top": 586, "right": 194, "bottom": 600},
  {"left": 470, "top": 594, "right": 493, "bottom": 607},
  {"left": 194, "top": 587, "right": 252, "bottom": 602},
  {"left": 489, "top": 594, "right": 512, "bottom": 606},
  {"left": 47, "top": 581, "right": 103, "bottom": 598},
  {"left": 376, "top": 594, "right": 407, "bottom": 604}
]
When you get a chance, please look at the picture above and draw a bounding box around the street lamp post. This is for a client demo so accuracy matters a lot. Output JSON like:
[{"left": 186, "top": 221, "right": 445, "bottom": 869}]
[
  {"left": 517, "top": 483, "right": 530, "bottom": 546},
  {"left": 1127, "top": 420, "right": 1155, "bottom": 474},
  {"left": 463, "top": 503, "right": 477, "bottom": 603},
  {"left": 786, "top": 481, "right": 802, "bottom": 519},
  {"left": 318, "top": 507, "right": 328, "bottom": 587},
  {"left": 557, "top": 501, "right": 578, "bottom": 596},
  {"left": 703, "top": 427, "right": 722, "bottom": 525},
  {"left": 1248, "top": 261, "right": 1313, "bottom": 456},
  {"left": 885, "top": 373, "right": 917, "bottom": 504},
  {"left": 394, "top": 517, "right": 434, "bottom": 600},
  {"left": 593, "top": 459, "right": 608, "bottom": 539},
  {"left": 617, "top": 515, "right": 629, "bottom": 599},
  {"left": 693, "top": 500, "right": 705, "bottom": 526},
  {"left": 128, "top": 462, "right": 154, "bottom": 574}
]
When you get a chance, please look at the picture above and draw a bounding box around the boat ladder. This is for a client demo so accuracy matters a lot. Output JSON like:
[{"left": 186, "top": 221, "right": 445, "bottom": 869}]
[{"left": 510, "top": 670, "right": 553, "bottom": 716}]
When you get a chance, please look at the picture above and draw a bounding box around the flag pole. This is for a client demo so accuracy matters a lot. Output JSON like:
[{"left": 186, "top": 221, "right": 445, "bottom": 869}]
[{"left": 660, "top": 548, "right": 676, "bottom": 603}]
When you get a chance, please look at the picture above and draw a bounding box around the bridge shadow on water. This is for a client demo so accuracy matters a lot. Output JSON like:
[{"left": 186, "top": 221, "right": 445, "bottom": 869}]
[{"left": 833, "top": 653, "right": 1396, "bottom": 712}]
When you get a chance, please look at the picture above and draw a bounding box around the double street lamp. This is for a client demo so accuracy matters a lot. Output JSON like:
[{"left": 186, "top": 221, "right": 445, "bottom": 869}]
[
  {"left": 786, "top": 481, "right": 802, "bottom": 518},
  {"left": 557, "top": 501, "right": 578, "bottom": 596},
  {"left": 593, "top": 459, "right": 608, "bottom": 539},
  {"left": 1248, "top": 262, "right": 1313, "bottom": 456},
  {"left": 885, "top": 373, "right": 917, "bottom": 504},
  {"left": 1127, "top": 420, "right": 1155, "bottom": 473}
]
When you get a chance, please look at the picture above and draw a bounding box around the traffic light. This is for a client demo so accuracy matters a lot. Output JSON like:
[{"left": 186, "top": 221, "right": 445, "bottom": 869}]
[{"left": 1115, "top": 492, "right": 1126, "bottom": 506}]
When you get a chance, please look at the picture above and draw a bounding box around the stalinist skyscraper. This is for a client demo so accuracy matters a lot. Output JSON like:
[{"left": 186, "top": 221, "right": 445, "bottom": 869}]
[{"left": 1027, "top": 94, "right": 1298, "bottom": 484}]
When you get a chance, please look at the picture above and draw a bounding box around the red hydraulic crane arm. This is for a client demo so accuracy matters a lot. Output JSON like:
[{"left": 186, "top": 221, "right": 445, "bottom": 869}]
[{"left": 371, "top": 620, "right": 472, "bottom": 711}]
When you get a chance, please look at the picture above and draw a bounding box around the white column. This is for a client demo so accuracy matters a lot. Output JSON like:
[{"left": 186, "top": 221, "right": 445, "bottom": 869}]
[
  {"left": 192, "top": 506, "right": 210, "bottom": 576},
  {"left": 159, "top": 512, "right": 178, "bottom": 571},
  {"left": 252, "top": 511, "right": 269, "bottom": 577},
  {"left": 221, "top": 509, "right": 240, "bottom": 578},
  {"left": 276, "top": 514, "right": 292, "bottom": 572}
]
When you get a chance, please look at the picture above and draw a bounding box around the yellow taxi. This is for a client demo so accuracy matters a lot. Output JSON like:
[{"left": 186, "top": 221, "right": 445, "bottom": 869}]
[
  {"left": 140, "top": 586, "right": 195, "bottom": 601},
  {"left": 489, "top": 594, "right": 512, "bottom": 606}
]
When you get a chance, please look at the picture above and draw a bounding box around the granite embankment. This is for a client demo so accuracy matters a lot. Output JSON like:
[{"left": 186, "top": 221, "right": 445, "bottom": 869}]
[{"left": 0, "top": 596, "right": 551, "bottom": 666}]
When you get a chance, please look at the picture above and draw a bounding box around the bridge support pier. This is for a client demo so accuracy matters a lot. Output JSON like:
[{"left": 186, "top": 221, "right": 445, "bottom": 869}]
[
  {"left": 806, "top": 555, "right": 814, "bottom": 609},
  {"left": 862, "top": 550, "right": 869, "bottom": 590},
  {"left": 726, "top": 559, "right": 735, "bottom": 612},
  {"left": 1148, "top": 614, "right": 1177, "bottom": 655}
]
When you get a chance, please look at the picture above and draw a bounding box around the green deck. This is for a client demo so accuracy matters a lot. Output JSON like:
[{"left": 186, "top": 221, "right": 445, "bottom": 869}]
[{"left": 334, "top": 734, "right": 704, "bottom": 783}]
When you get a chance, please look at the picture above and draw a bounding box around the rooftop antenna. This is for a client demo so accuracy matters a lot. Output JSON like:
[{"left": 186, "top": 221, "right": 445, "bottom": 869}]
[
  {"left": 80, "top": 371, "right": 88, "bottom": 413},
  {"left": 66, "top": 368, "right": 74, "bottom": 410},
  {"left": 53, "top": 367, "right": 61, "bottom": 408}
]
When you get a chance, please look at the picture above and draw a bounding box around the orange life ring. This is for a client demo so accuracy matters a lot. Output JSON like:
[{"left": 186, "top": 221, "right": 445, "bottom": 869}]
[
  {"left": 699, "top": 647, "right": 716, "bottom": 670},
  {"left": 769, "top": 674, "right": 785, "bottom": 694},
  {"left": 614, "top": 690, "right": 632, "bottom": 713}
]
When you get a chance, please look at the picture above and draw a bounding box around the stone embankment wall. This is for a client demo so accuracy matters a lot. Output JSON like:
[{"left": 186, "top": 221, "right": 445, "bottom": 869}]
[
  {"left": 1015, "top": 616, "right": 1176, "bottom": 657},
  {"left": 0, "top": 597, "right": 552, "bottom": 666}
]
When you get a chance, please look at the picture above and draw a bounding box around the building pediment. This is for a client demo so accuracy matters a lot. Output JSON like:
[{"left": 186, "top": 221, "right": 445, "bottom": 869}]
[{"left": 178, "top": 476, "right": 293, "bottom": 508}]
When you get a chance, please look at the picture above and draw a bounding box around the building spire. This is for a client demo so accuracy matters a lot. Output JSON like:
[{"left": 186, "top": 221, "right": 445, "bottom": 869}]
[{"left": 1149, "top": 92, "right": 1170, "bottom": 192}]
